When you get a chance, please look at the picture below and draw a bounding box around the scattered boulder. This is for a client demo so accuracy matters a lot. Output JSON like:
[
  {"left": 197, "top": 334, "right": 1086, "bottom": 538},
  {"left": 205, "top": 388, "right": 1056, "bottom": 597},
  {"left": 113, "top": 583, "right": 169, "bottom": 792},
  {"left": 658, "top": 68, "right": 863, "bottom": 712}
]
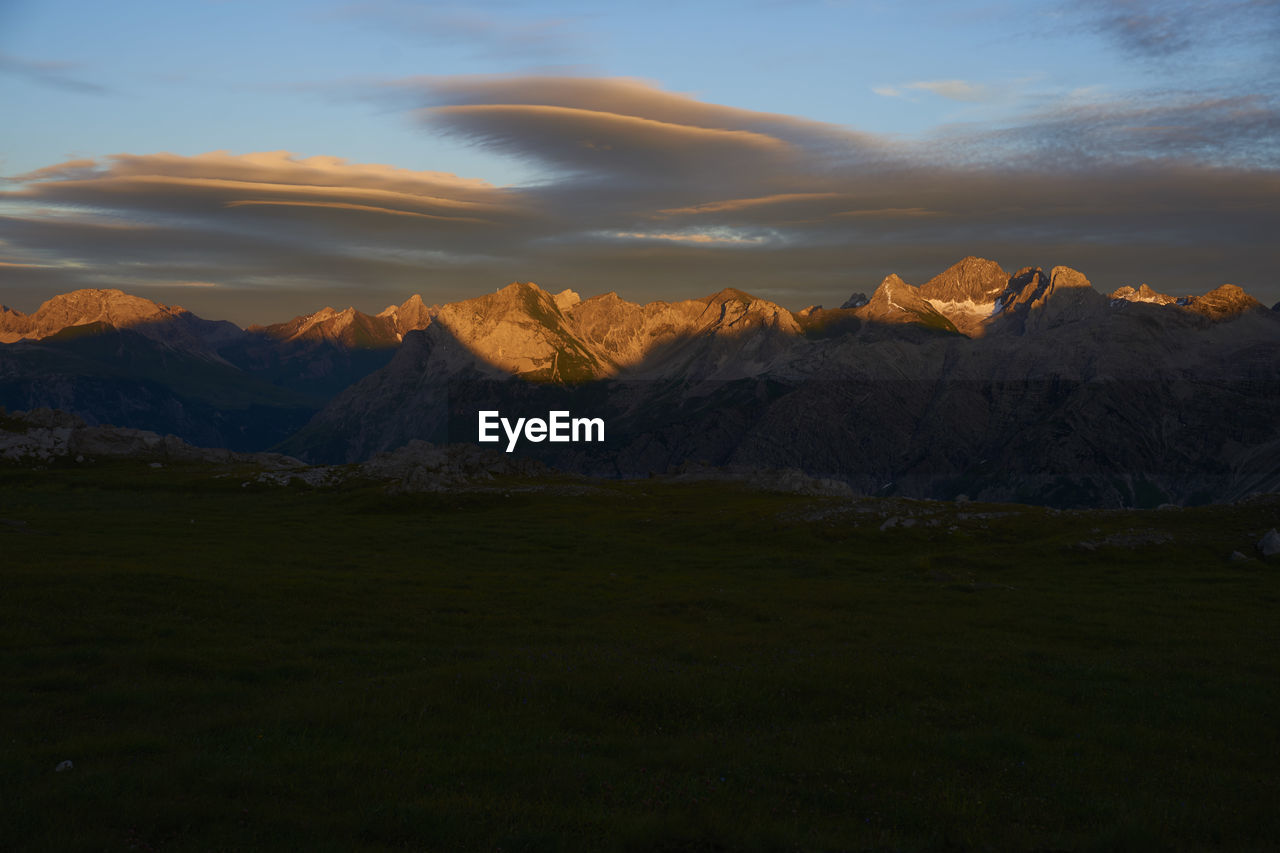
[
  {"left": 358, "top": 440, "right": 553, "bottom": 493},
  {"left": 1259, "top": 528, "right": 1280, "bottom": 557},
  {"left": 1230, "top": 550, "right": 1250, "bottom": 562},
  {"left": 55, "top": 760, "right": 73, "bottom": 772},
  {"left": 1076, "top": 530, "right": 1174, "bottom": 550}
]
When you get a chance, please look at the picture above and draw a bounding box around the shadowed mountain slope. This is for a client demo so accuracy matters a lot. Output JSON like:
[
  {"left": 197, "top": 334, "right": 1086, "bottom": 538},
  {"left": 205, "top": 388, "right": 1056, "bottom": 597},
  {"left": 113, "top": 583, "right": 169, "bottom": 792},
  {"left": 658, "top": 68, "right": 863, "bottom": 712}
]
[
  {"left": 5, "top": 260, "right": 1278, "bottom": 506},
  {"left": 283, "top": 269, "right": 1280, "bottom": 507}
]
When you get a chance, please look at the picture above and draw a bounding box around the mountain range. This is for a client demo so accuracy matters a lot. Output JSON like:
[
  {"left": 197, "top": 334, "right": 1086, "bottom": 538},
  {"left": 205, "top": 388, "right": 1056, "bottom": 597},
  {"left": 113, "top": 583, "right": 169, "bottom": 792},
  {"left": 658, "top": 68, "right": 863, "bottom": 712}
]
[{"left": 3, "top": 257, "right": 1278, "bottom": 506}]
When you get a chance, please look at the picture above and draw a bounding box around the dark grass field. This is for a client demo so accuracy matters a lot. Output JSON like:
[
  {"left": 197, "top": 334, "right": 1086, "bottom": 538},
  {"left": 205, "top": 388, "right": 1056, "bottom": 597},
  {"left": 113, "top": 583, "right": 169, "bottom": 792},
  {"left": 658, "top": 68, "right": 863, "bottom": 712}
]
[{"left": 2, "top": 463, "right": 1278, "bottom": 851}]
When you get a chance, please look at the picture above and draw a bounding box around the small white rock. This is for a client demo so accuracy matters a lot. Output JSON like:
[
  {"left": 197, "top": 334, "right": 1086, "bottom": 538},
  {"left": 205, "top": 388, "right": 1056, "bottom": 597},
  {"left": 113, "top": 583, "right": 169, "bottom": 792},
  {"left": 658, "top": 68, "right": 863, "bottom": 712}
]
[
  {"left": 1258, "top": 528, "right": 1280, "bottom": 557},
  {"left": 148, "top": 462, "right": 163, "bottom": 469},
  {"left": 55, "top": 760, "right": 73, "bottom": 772},
  {"left": 1230, "top": 551, "right": 1249, "bottom": 562}
]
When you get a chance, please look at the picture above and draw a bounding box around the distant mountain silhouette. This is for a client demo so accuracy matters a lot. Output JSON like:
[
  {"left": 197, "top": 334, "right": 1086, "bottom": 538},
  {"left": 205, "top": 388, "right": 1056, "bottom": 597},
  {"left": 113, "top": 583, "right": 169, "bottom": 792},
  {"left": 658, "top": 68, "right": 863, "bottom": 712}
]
[{"left": 4, "top": 259, "right": 1279, "bottom": 505}]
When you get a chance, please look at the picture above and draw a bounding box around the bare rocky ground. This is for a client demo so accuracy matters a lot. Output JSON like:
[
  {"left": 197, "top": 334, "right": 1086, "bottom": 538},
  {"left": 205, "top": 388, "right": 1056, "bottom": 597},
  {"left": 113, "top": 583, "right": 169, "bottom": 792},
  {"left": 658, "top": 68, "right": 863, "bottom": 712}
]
[
  {"left": 0, "top": 407, "right": 305, "bottom": 469},
  {"left": 0, "top": 407, "right": 841, "bottom": 496},
  {"left": 6, "top": 406, "right": 1279, "bottom": 563}
]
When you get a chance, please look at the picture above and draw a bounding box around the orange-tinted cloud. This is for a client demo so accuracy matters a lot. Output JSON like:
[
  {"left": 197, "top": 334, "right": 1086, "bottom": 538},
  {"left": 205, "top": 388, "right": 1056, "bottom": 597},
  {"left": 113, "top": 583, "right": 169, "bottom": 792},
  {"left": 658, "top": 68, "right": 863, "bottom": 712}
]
[
  {"left": 1, "top": 77, "right": 1278, "bottom": 318},
  {"left": 659, "top": 194, "right": 847, "bottom": 216}
]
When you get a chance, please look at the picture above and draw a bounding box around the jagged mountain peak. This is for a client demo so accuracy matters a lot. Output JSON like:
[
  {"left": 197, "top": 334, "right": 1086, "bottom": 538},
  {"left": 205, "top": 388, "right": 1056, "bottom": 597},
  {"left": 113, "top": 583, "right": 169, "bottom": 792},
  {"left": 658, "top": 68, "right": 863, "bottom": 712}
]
[
  {"left": 915, "top": 259, "right": 1009, "bottom": 336},
  {"left": 1047, "top": 266, "right": 1093, "bottom": 290},
  {"left": 856, "top": 273, "right": 959, "bottom": 334},
  {"left": 861, "top": 274, "right": 914, "bottom": 313},
  {"left": 919, "top": 256, "right": 1008, "bottom": 304},
  {"left": 35, "top": 287, "right": 181, "bottom": 327},
  {"left": 701, "top": 286, "right": 757, "bottom": 305},
  {"left": 1111, "top": 284, "right": 1177, "bottom": 305},
  {"left": 253, "top": 302, "right": 402, "bottom": 351},
  {"left": 573, "top": 290, "right": 630, "bottom": 309},
  {"left": 427, "top": 279, "right": 607, "bottom": 381},
  {"left": 867, "top": 274, "right": 919, "bottom": 305},
  {"left": 1184, "top": 283, "right": 1264, "bottom": 320},
  {"left": 694, "top": 288, "right": 799, "bottom": 336},
  {"left": 40, "top": 287, "right": 166, "bottom": 307},
  {"left": 0, "top": 286, "right": 248, "bottom": 353},
  {"left": 381, "top": 294, "right": 433, "bottom": 336},
  {"left": 496, "top": 281, "right": 549, "bottom": 299},
  {"left": 1107, "top": 282, "right": 1266, "bottom": 320},
  {"left": 877, "top": 273, "right": 910, "bottom": 291}
]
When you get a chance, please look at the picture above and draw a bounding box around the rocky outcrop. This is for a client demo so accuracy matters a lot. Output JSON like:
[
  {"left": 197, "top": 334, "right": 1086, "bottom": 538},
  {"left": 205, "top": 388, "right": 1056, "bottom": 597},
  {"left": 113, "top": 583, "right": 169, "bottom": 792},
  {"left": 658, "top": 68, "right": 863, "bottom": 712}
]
[
  {"left": 919, "top": 257, "right": 1010, "bottom": 304},
  {"left": 0, "top": 407, "right": 303, "bottom": 467},
  {"left": 1111, "top": 284, "right": 1178, "bottom": 305},
  {"left": 250, "top": 305, "right": 401, "bottom": 349},
  {"left": 917, "top": 257, "right": 1009, "bottom": 336},
  {"left": 430, "top": 282, "right": 609, "bottom": 381},
  {"left": 0, "top": 288, "right": 242, "bottom": 356},
  {"left": 1182, "top": 284, "right": 1264, "bottom": 321},
  {"left": 1109, "top": 282, "right": 1266, "bottom": 321},
  {"left": 856, "top": 274, "right": 958, "bottom": 333},
  {"left": 553, "top": 289, "right": 581, "bottom": 312},
  {"left": 1020, "top": 266, "right": 1109, "bottom": 333},
  {"left": 377, "top": 294, "right": 435, "bottom": 337},
  {"left": 840, "top": 292, "right": 869, "bottom": 310},
  {"left": 357, "top": 440, "right": 553, "bottom": 492},
  {"left": 1, "top": 289, "right": 174, "bottom": 343}
]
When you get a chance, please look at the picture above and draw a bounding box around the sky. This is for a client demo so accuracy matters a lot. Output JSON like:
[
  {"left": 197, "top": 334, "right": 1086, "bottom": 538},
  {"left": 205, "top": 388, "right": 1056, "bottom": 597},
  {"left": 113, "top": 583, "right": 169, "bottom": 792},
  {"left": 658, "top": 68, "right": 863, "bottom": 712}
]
[{"left": 1, "top": 0, "right": 1278, "bottom": 324}]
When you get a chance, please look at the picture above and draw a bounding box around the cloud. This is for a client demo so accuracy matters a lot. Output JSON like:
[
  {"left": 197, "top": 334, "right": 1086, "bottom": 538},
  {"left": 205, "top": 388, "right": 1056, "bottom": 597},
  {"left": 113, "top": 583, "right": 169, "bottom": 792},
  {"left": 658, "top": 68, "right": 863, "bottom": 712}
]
[
  {"left": 0, "top": 151, "right": 541, "bottom": 318},
  {"left": 1071, "top": 0, "right": 1280, "bottom": 59},
  {"left": 425, "top": 102, "right": 798, "bottom": 182},
  {"left": 412, "top": 75, "right": 883, "bottom": 167},
  {"left": 939, "top": 93, "right": 1280, "bottom": 169},
  {"left": 3, "top": 150, "right": 526, "bottom": 232},
  {"left": 0, "top": 52, "right": 109, "bottom": 96},
  {"left": 335, "top": 2, "right": 585, "bottom": 63},
  {"left": 904, "top": 80, "right": 992, "bottom": 102},
  {"left": 658, "top": 194, "right": 846, "bottom": 216},
  {"left": 1, "top": 77, "right": 1278, "bottom": 315},
  {"left": 872, "top": 80, "right": 995, "bottom": 103},
  {"left": 599, "top": 229, "right": 773, "bottom": 246}
]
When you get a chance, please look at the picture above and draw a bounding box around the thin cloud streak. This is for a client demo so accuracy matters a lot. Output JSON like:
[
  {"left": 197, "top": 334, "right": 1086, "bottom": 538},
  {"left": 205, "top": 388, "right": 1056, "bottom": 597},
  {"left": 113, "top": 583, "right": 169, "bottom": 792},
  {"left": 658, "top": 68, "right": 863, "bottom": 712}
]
[
  {"left": 0, "top": 52, "right": 110, "bottom": 96},
  {"left": 334, "top": 1, "right": 588, "bottom": 63},
  {"left": 906, "top": 80, "right": 993, "bottom": 102}
]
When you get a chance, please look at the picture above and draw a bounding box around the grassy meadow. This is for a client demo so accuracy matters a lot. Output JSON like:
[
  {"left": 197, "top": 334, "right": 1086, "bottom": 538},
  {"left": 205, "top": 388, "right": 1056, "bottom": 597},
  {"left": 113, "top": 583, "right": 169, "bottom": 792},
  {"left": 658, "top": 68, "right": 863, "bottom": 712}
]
[{"left": 2, "top": 462, "right": 1278, "bottom": 851}]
